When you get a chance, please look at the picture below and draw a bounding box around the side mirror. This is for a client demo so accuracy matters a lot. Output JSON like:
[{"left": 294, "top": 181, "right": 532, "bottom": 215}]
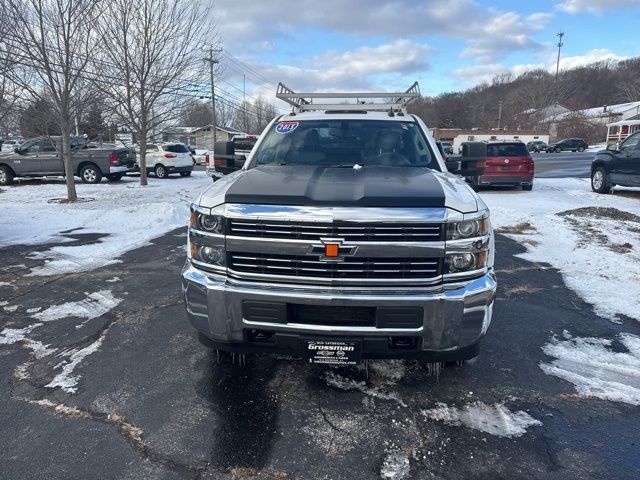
[
  {"left": 445, "top": 159, "right": 460, "bottom": 173},
  {"left": 456, "top": 141, "right": 486, "bottom": 176}
]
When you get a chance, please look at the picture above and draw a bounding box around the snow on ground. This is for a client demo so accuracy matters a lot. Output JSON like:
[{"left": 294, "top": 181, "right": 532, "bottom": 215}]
[
  {"left": 31, "top": 290, "right": 121, "bottom": 327},
  {"left": 46, "top": 337, "right": 104, "bottom": 393},
  {"left": 586, "top": 143, "right": 607, "bottom": 152},
  {"left": 540, "top": 331, "right": 640, "bottom": 405},
  {"left": 380, "top": 449, "right": 411, "bottom": 480},
  {"left": 423, "top": 402, "right": 542, "bottom": 437},
  {"left": 481, "top": 178, "right": 640, "bottom": 322},
  {"left": 0, "top": 173, "right": 212, "bottom": 276}
]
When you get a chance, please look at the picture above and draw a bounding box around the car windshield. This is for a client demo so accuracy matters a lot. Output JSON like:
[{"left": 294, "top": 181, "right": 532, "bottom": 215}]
[
  {"left": 487, "top": 143, "right": 529, "bottom": 156},
  {"left": 163, "top": 144, "right": 189, "bottom": 153},
  {"left": 253, "top": 119, "right": 439, "bottom": 169}
]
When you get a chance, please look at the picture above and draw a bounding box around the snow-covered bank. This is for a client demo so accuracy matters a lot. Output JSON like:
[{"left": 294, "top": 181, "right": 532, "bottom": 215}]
[
  {"left": 0, "top": 173, "right": 212, "bottom": 275},
  {"left": 481, "top": 179, "right": 640, "bottom": 322}
]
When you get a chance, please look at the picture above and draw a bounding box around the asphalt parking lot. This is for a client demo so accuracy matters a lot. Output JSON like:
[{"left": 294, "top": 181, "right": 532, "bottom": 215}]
[{"left": 1, "top": 222, "right": 639, "bottom": 479}]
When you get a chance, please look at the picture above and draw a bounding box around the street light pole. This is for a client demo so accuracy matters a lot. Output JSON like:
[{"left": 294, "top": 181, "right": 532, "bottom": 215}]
[
  {"left": 204, "top": 47, "right": 221, "bottom": 147},
  {"left": 555, "top": 32, "right": 564, "bottom": 79}
]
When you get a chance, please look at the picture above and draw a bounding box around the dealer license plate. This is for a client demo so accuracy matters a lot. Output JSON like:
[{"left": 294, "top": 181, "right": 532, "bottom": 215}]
[{"left": 305, "top": 340, "right": 361, "bottom": 365}]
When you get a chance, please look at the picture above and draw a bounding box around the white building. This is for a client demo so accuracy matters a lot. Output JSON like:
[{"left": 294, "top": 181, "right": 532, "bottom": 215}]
[{"left": 432, "top": 129, "right": 549, "bottom": 153}]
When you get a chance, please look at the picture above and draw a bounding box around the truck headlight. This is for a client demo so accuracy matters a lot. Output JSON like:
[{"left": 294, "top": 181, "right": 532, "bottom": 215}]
[
  {"left": 447, "top": 213, "right": 489, "bottom": 240},
  {"left": 446, "top": 251, "right": 488, "bottom": 273},
  {"left": 191, "top": 244, "right": 226, "bottom": 266},
  {"left": 190, "top": 211, "right": 225, "bottom": 235}
]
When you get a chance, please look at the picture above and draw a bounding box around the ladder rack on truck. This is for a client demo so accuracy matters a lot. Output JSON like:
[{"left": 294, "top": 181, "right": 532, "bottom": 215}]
[{"left": 275, "top": 82, "right": 421, "bottom": 114}]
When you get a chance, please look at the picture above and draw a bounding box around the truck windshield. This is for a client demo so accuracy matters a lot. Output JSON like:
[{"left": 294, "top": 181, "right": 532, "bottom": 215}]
[{"left": 253, "top": 119, "right": 439, "bottom": 169}]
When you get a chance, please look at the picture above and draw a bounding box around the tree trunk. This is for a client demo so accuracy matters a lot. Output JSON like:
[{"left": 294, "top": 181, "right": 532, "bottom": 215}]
[
  {"left": 139, "top": 134, "right": 148, "bottom": 186},
  {"left": 61, "top": 129, "right": 78, "bottom": 202}
]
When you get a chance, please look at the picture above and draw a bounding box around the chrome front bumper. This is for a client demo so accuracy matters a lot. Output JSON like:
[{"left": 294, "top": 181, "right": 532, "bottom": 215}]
[{"left": 182, "top": 262, "right": 496, "bottom": 355}]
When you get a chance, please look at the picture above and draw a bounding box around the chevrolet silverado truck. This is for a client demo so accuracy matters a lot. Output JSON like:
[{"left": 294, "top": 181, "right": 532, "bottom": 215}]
[
  {"left": 182, "top": 82, "right": 496, "bottom": 365},
  {"left": 0, "top": 137, "right": 135, "bottom": 185}
]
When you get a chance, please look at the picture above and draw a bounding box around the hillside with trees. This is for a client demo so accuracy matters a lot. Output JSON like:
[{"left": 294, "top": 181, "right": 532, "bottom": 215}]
[{"left": 408, "top": 57, "right": 640, "bottom": 133}]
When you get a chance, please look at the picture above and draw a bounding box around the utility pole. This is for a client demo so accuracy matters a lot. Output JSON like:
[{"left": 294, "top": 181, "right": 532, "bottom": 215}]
[
  {"left": 243, "top": 74, "right": 247, "bottom": 133},
  {"left": 497, "top": 100, "right": 503, "bottom": 129},
  {"left": 555, "top": 32, "right": 564, "bottom": 79},
  {"left": 203, "top": 47, "right": 221, "bottom": 147}
]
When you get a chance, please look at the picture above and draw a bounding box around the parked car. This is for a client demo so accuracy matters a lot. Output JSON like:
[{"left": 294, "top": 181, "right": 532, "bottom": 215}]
[
  {"left": 466, "top": 141, "right": 534, "bottom": 191},
  {"left": 1, "top": 139, "right": 23, "bottom": 153},
  {"left": 441, "top": 141, "right": 454, "bottom": 155},
  {"left": 141, "top": 142, "right": 193, "bottom": 178},
  {"left": 207, "top": 134, "right": 259, "bottom": 179},
  {"left": 526, "top": 140, "right": 548, "bottom": 153},
  {"left": 183, "top": 81, "right": 495, "bottom": 364},
  {"left": 188, "top": 146, "right": 207, "bottom": 165},
  {"left": 547, "top": 138, "right": 588, "bottom": 153},
  {"left": 0, "top": 137, "right": 135, "bottom": 185},
  {"left": 591, "top": 132, "right": 640, "bottom": 193}
]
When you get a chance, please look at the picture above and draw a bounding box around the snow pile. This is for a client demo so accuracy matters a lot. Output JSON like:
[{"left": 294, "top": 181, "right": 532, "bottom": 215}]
[
  {"left": 0, "top": 173, "right": 212, "bottom": 275},
  {"left": 0, "top": 323, "right": 56, "bottom": 358},
  {"left": 482, "top": 178, "right": 640, "bottom": 321},
  {"left": 32, "top": 290, "right": 121, "bottom": 326},
  {"left": 540, "top": 332, "right": 640, "bottom": 405},
  {"left": 423, "top": 402, "right": 541, "bottom": 437}
]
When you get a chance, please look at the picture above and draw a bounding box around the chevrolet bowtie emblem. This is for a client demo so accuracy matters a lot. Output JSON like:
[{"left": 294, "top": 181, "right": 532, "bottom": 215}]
[{"left": 308, "top": 238, "right": 358, "bottom": 262}]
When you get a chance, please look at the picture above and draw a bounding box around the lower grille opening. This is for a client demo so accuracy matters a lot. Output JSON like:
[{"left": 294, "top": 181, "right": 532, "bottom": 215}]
[
  {"left": 389, "top": 336, "right": 418, "bottom": 350},
  {"left": 288, "top": 304, "right": 376, "bottom": 327},
  {"left": 248, "top": 329, "right": 275, "bottom": 343}
]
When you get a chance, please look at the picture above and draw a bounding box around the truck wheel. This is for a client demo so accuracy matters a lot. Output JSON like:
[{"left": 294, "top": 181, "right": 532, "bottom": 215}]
[
  {"left": 522, "top": 184, "right": 533, "bottom": 191},
  {"left": 106, "top": 173, "right": 124, "bottom": 182},
  {"left": 179, "top": 171, "right": 191, "bottom": 177},
  {"left": 467, "top": 176, "right": 480, "bottom": 192},
  {"left": 154, "top": 164, "right": 168, "bottom": 178},
  {"left": 0, "top": 166, "right": 14, "bottom": 185},
  {"left": 80, "top": 164, "right": 102, "bottom": 183},
  {"left": 591, "top": 167, "right": 610, "bottom": 194}
]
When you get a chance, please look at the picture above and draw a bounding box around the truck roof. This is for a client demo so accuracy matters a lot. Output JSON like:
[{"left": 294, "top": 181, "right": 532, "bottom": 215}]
[{"left": 275, "top": 111, "right": 418, "bottom": 122}]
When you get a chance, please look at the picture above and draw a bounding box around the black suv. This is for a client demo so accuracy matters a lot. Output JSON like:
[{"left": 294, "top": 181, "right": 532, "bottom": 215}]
[
  {"left": 591, "top": 132, "right": 640, "bottom": 193},
  {"left": 547, "top": 138, "right": 588, "bottom": 153},
  {"left": 526, "top": 140, "right": 547, "bottom": 153}
]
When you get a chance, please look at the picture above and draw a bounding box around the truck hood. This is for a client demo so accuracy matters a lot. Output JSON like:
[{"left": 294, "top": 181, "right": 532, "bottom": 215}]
[{"left": 198, "top": 165, "right": 479, "bottom": 213}]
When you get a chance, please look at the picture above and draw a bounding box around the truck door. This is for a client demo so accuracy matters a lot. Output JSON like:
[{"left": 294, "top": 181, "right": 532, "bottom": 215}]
[
  {"left": 610, "top": 133, "right": 640, "bottom": 186},
  {"left": 39, "top": 138, "right": 64, "bottom": 174},
  {"left": 11, "top": 139, "right": 43, "bottom": 175}
]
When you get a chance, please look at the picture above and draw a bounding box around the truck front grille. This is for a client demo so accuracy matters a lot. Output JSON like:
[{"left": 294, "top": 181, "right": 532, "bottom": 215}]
[
  {"left": 229, "top": 219, "right": 443, "bottom": 242},
  {"left": 228, "top": 253, "right": 441, "bottom": 282}
]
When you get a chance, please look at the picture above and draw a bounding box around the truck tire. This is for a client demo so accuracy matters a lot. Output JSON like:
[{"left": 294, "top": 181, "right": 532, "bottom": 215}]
[
  {"left": 106, "top": 173, "right": 124, "bottom": 181},
  {"left": 0, "top": 166, "right": 14, "bottom": 185},
  {"left": 591, "top": 167, "right": 610, "bottom": 194},
  {"left": 522, "top": 184, "right": 533, "bottom": 191},
  {"left": 80, "top": 164, "right": 102, "bottom": 183},
  {"left": 154, "top": 164, "right": 168, "bottom": 178},
  {"left": 179, "top": 171, "right": 191, "bottom": 177}
]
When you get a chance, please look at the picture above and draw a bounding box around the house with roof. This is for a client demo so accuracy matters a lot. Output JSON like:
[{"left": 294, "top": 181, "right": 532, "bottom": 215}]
[
  {"left": 539, "top": 101, "right": 640, "bottom": 142},
  {"left": 162, "top": 125, "right": 246, "bottom": 149}
]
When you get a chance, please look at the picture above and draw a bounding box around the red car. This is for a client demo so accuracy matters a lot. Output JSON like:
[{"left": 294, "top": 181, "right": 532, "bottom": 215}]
[{"left": 467, "top": 141, "right": 534, "bottom": 191}]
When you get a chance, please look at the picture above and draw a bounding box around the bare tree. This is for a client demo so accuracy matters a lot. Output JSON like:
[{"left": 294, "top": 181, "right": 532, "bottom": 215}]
[
  {"left": 2, "top": 0, "right": 101, "bottom": 200},
  {"left": 97, "top": 0, "right": 213, "bottom": 185}
]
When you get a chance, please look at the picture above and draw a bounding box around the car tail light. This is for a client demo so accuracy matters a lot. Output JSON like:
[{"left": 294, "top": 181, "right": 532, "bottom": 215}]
[
  {"left": 108, "top": 153, "right": 118, "bottom": 165},
  {"left": 204, "top": 153, "right": 210, "bottom": 166},
  {"left": 163, "top": 153, "right": 177, "bottom": 158},
  {"left": 214, "top": 158, "right": 225, "bottom": 168}
]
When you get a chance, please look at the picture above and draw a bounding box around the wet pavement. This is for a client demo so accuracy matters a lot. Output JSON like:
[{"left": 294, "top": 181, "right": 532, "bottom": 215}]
[
  {"left": 1, "top": 229, "right": 639, "bottom": 479},
  {"left": 533, "top": 152, "right": 595, "bottom": 178}
]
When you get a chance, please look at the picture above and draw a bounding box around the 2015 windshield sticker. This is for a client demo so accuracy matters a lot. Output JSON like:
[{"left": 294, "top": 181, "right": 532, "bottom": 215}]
[{"left": 276, "top": 121, "right": 299, "bottom": 134}]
